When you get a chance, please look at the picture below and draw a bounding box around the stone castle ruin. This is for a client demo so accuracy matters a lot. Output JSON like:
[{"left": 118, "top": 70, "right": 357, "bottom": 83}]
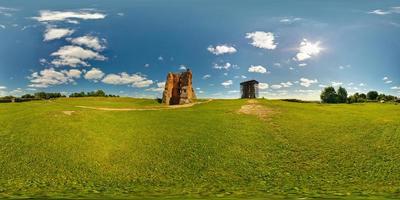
[{"left": 162, "top": 69, "right": 196, "bottom": 105}]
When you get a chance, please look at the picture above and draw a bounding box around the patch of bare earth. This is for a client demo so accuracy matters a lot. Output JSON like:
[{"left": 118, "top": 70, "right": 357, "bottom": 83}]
[
  {"left": 62, "top": 111, "right": 75, "bottom": 115},
  {"left": 238, "top": 100, "right": 275, "bottom": 119}
]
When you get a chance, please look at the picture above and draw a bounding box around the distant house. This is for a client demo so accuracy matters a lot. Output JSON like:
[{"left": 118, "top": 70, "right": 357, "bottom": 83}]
[{"left": 240, "top": 80, "right": 259, "bottom": 99}]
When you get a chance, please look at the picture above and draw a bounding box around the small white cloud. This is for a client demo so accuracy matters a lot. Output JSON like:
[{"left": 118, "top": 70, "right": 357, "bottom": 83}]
[
  {"left": 383, "top": 77, "right": 388, "bottom": 81},
  {"left": 213, "top": 62, "right": 232, "bottom": 70},
  {"left": 202, "top": 74, "right": 211, "bottom": 79},
  {"left": 33, "top": 10, "right": 106, "bottom": 23},
  {"left": 280, "top": 81, "right": 293, "bottom": 88},
  {"left": 44, "top": 27, "right": 74, "bottom": 41},
  {"left": 390, "top": 86, "right": 400, "bottom": 90},
  {"left": 207, "top": 44, "right": 237, "bottom": 55},
  {"left": 158, "top": 56, "right": 163, "bottom": 61},
  {"left": 258, "top": 83, "right": 269, "bottom": 90},
  {"left": 0, "top": 86, "right": 6, "bottom": 90},
  {"left": 102, "top": 72, "right": 153, "bottom": 88},
  {"left": 146, "top": 81, "right": 165, "bottom": 92},
  {"left": 228, "top": 90, "right": 239, "bottom": 93},
  {"left": 298, "top": 63, "right": 307, "bottom": 67},
  {"left": 179, "top": 64, "right": 187, "bottom": 70},
  {"left": 279, "top": 17, "right": 302, "bottom": 24},
  {"left": 144, "top": 63, "right": 150, "bottom": 67},
  {"left": 319, "top": 84, "right": 327, "bottom": 88},
  {"left": 248, "top": 65, "right": 268, "bottom": 74},
  {"left": 67, "top": 35, "right": 106, "bottom": 51},
  {"left": 385, "top": 80, "right": 393, "bottom": 84},
  {"left": 117, "top": 12, "right": 124, "bottom": 16},
  {"left": 300, "top": 78, "right": 318, "bottom": 87},
  {"left": 221, "top": 80, "right": 233, "bottom": 88},
  {"left": 241, "top": 75, "right": 247, "bottom": 79},
  {"left": 84, "top": 67, "right": 104, "bottom": 81},
  {"left": 51, "top": 45, "right": 106, "bottom": 67},
  {"left": 0, "top": 24, "right": 6, "bottom": 29},
  {"left": 245, "top": 31, "right": 277, "bottom": 50},
  {"left": 369, "top": 9, "right": 391, "bottom": 15},
  {"left": 331, "top": 81, "right": 343, "bottom": 87},
  {"left": 294, "top": 39, "right": 322, "bottom": 61},
  {"left": 271, "top": 84, "right": 282, "bottom": 89},
  {"left": 359, "top": 83, "right": 365, "bottom": 87}
]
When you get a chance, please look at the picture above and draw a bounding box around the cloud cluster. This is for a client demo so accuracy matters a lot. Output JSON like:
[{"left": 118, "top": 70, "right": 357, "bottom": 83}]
[
  {"left": 207, "top": 45, "right": 237, "bottom": 55},
  {"left": 248, "top": 65, "right": 268, "bottom": 74},
  {"left": 84, "top": 67, "right": 105, "bottom": 81},
  {"left": 67, "top": 35, "right": 106, "bottom": 51},
  {"left": 300, "top": 78, "right": 318, "bottom": 87},
  {"left": 28, "top": 68, "right": 81, "bottom": 88},
  {"left": 43, "top": 27, "right": 75, "bottom": 41},
  {"left": 246, "top": 31, "right": 277, "bottom": 50},
  {"left": 295, "top": 39, "right": 322, "bottom": 61},
  {"left": 51, "top": 45, "right": 106, "bottom": 67},
  {"left": 258, "top": 83, "right": 269, "bottom": 90},
  {"left": 102, "top": 72, "right": 153, "bottom": 88},
  {"left": 146, "top": 82, "right": 165, "bottom": 92}
]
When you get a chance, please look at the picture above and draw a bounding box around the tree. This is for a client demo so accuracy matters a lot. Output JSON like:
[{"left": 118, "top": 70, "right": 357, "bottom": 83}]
[
  {"left": 337, "top": 87, "right": 348, "bottom": 103},
  {"left": 21, "top": 94, "right": 34, "bottom": 99},
  {"left": 320, "top": 86, "right": 338, "bottom": 103},
  {"left": 367, "top": 91, "right": 378, "bottom": 101}
]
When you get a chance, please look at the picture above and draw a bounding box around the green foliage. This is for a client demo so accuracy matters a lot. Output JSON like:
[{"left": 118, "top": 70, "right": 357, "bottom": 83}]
[
  {"left": 21, "top": 94, "right": 35, "bottom": 99},
  {"left": 320, "top": 86, "right": 338, "bottom": 103},
  {"left": 0, "top": 98, "right": 399, "bottom": 199},
  {"left": 367, "top": 91, "right": 379, "bottom": 100},
  {"left": 69, "top": 90, "right": 118, "bottom": 98},
  {"left": 34, "top": 92, "right": 63, "bottom": 99},
  {"left": 337, "top": 86, "right": 348, "bottom": 103}
]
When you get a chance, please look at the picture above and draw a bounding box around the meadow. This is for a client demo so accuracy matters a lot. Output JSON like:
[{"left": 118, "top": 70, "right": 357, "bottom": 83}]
[{"left": 0, "top": 98, "right": 399, "bottom": 199}]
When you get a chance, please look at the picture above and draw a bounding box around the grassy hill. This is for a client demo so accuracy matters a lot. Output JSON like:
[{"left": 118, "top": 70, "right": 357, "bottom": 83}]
[{"left": 0, "top": 98, "right": 399, "bottom": 199}]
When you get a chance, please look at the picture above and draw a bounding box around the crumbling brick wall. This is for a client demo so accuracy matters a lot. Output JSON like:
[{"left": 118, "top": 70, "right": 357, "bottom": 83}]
[{"left": 162, "top": 69, "right": 196, "bottom": 105}]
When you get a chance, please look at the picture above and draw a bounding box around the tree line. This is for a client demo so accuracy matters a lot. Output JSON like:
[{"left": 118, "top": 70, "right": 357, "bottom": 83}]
[
  {"left": 320, "top": 86, "right": 399, "bottom": 103},
  {"left": 0, "top": 90, "right": 119, "bottom": 103}
]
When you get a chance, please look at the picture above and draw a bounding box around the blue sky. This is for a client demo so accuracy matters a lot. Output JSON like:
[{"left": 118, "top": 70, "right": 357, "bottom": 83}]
[{"left": 0, "top": 0, "right": 399, "bottom": 100}]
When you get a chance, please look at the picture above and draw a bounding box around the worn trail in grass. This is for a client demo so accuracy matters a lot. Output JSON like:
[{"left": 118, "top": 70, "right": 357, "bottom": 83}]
[{"left": 0, "top": 98, "right": 399, "bottom": 199}]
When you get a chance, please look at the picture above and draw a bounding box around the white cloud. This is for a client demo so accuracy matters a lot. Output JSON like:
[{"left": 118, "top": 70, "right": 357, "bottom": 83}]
[
  {"left": 383, "top": 77, "right": 388, "bottom": 81},
  {"left": 102, "top": 72, "right": 153, "bottom": 88},
  {"left": 241, "top": 75, "right": 247, "bottom": 79},
  {"left": 391, "top": 86, "right": 400, "bottom": 90},
  {"left": 44, "top": 27, "right": 74, "bottom": 41},
  {"left": 158, "top": 56, "right": 163, "bottom": 61},
  {"left": 385, "top": 80, "right": 393, "bottom": 84},
  {"left": 300, "top": 78, "right": 318, "bottom": 87},
  {"left": 51, "top": 45, "right": 106, "bottom": 67},
  {"left": 245, "top": 31, "right": 277, "bottom": 50},
  {"left": 221, "top": 80, "right": 233, "bottom": 88},
  {"left": 0, "top": 86, "right": 6, "bottom": 90},
  {"left": 319, "top": 84, "right": 327, "bottom": 88},
  {"left": 144, "top": 64, "right": 150, "bottom": 67},
  {"left": 179, "top": 64, "right": 187, "bottom": 70},
  {"left": 248, "top": 65, "right": 268, "bottom": 74},
  {"left": 280, "top": 17, "right": 302, "bottom": 24},
  {"left": 207, "top": 44, "right": 237, "bottom": 55},
  {"left": 359, "top": 83, "right": 365, "bottom": 87},
  {"left": 33, "top": 10, "right": 106, "bottom": 23},
  {"left": 0, "top": 24, "right": 5, "bottom": 29},
  {"left": 202, "top": 74, "right": 211, "bottom": 79},
  {"left": 213, "top": 62, "right": 232, "bottom": 70},
  {"left": 294, "top": 39, "right": 322, "bottom": 61},
  {"left": 298, "top": 63, "right": 307, "bottom": 67},
  {"left": 28, "top": 68, "right": 80, "bottom": 88},
  {"left": 258, "top": 83, "right": 269, "bottom": 90},
  {"left": 146, "top": 81, "right": 165, "bottom": 92},
  {"left": 84, "top": 67, "right": 104, "bottom": 81},
  {"left": 228, "top": 90, "right": 239, "bottom": 93},
  {"left": 280, "top": 81, "right": 293, "bottom": 88},
  {"left": 0, "top": 6, "right": 17, "bottom": 17},
  {"left": 331, "top": 81, "right": 343, "bottom": 87},
  {"left": 368, "top": 7, "right": 400, "bottom": 15},
  {"left": 67, "top": 35, "right": 106, "bottom": 51},
  {"left": 271, "top": 84, "right": 282, "bottom": 89}
]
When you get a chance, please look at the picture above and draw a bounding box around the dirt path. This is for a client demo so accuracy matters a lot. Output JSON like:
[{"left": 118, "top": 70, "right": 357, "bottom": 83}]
[
  {"left": 75, "top": 99, "right": 213, "bottom": 111},
  {"left": 238, "top": 99, "right": 274, "bottom": 119}
]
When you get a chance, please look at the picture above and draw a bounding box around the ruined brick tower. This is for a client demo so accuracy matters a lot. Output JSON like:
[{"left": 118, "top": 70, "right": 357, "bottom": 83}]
[{"left": 162, "top": 69, "right": 196, "bottom": 105}]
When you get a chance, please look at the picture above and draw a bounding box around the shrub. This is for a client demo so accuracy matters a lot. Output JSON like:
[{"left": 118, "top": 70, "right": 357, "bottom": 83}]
[{"left": 367, "top": 91, "right": 378, "bottom": 101}]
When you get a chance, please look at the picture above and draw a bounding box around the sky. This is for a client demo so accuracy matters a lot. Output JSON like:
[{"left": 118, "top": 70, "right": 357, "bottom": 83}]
[{"left": 0, "top": 0, "right": 399, "bottom": 100}]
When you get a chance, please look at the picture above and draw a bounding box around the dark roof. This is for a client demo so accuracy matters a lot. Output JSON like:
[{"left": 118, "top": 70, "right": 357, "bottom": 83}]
[{"left": 240, "top": 80, "right": 259, "bottom": 85}]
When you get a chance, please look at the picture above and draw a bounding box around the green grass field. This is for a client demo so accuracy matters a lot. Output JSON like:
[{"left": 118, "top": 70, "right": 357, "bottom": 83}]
[{"left": 0, "top": 98, "right": 399, "bottom": 199}]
